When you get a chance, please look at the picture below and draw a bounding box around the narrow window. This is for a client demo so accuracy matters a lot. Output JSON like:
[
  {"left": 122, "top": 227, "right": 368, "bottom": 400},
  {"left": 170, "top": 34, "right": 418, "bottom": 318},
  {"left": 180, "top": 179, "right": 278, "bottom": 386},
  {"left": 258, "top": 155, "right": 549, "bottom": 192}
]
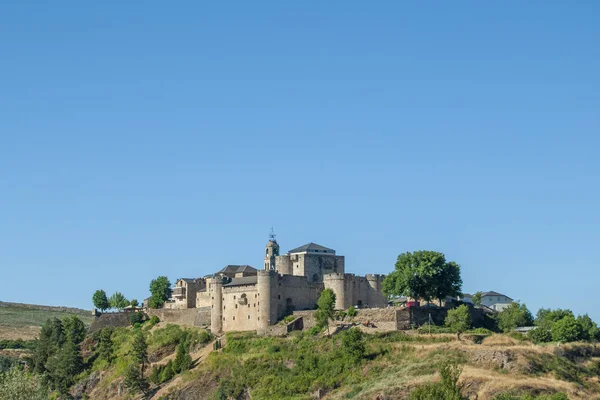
[{"left": 248, "top": 315, "right": 250, "bottom": 319}]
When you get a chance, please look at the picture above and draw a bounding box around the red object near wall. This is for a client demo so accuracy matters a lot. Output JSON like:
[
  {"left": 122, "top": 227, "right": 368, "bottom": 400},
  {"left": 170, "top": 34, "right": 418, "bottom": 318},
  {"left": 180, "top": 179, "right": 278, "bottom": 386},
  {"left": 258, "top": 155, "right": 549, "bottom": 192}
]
[{"left": 406, "top": 301, "right": 420, "bottom": 308}]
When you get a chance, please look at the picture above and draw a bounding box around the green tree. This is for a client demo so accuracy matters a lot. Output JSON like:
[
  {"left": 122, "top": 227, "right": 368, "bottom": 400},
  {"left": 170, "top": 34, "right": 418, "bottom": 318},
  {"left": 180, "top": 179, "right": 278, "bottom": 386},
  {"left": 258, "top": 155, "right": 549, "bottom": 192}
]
[
  {"left": 576, "top": 314, "right": 599, "bottom": 342},
  {"left": 497, "top": 302, "right": 533, "bottom": 332},
  {"left": 472, "top": 292, "right": 483, "bottom": 307},
  {"left": 124, "top": 363, "right": 149, "bottom": 395},
  {"left": 173, "top": 341, "right": 193, "bottom": 373},
  {"left": 149, "top": 276, "right": 172, "bottom": 309},
  {"left": 32, "top": 318, "right": 63, "bottom": 373},
  {"left": 0, "top": 368, "right": 48, "bottom": 400},
  {"left": 341, "top": 328, "right": 366, "bottom": 364},
  {"left": 130, "top": 312, "right": 145, "bottom": 326},
  {"left": 159, "top": 360, "right": 176, "bottom": 382},
  {"left": 45, "top": 340, "right": 83, "bottom": 395},
  {"left": 131, "top": 331, "right": 148, "bottom": 367},
  {"left": 383, "top": 251, "right": 462, "bottom": 305},
  {"left": 98, "top": 328, "right": 114, "bottom": 363},
  {"left": 528, "top": 326, "right": 552, "bottom": 343},
  {"left": 445, "top": 304, "right": 472, "bottom": 339},
  {"left": 109, "top": 291, "right": 129, "bottom": 310},
  {"left": 552, "top": 315, "right": 584, "bottom": 343},
  {"left": 315, "top": 289, "right": 336, "bottom": 335},
  {"left": 63, "top": 315, "right": 86, "bottom": 344},
  {"left": 92, "top": 289, "right": 110, "bottom": 312},
  {"left": 130, "top": 298, "right": 139, "bottom": 307}
]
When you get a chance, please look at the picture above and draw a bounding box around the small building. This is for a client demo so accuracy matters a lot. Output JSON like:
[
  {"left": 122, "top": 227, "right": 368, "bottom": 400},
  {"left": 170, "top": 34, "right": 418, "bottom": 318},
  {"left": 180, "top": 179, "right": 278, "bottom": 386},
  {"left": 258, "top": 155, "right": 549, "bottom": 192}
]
[
  {"left": 480, "top": 291, "right": 513, "bottom": 311},
  {"left": 165, "top": 278, "right": 206, "bottom": 309}
]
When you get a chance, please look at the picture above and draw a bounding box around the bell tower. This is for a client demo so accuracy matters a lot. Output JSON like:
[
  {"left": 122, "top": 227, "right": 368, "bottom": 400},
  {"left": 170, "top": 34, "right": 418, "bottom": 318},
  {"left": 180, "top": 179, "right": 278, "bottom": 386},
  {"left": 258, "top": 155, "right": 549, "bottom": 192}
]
[{"left": 264, "top": 228, "right": 279, "bottom": 271}]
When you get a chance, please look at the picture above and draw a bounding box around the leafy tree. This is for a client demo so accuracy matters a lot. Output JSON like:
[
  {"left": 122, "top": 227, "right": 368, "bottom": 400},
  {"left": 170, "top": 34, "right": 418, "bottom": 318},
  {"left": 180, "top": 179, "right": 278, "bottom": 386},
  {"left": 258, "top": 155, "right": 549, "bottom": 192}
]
[
  {"left": 0, "top": 368, "right": 48, "bottom": 400},
  {"left": 173, "top": 341, "right": 193, "bottom": 373},
  {"left": 32, "top": 318, "right": 63, "bottom": 373},
  {"left": 98, "top": 328, "right": 114, "bottom": 363},
  {"left": 535, "top": 308, "right": 574, "bottom": 328},
  {"left": 315, "top": 289, "right": 336, "bottom": 335},
  {"left": 472, "top": 292, "right": 483, "bottom": 307},
  {"left": 130, "top": 312, "right": 145, "bottom": 326},
  {"left": 576, "top": 314, "right": 599, "bottom": 342},
  {"left": 445, "top": 305, "right": 472, "bottom": 339},
  {"left": 130, "top": 299, "right": 139, "bottom": 307},
  {"left": 45, "top": 340, "right": 83, "bottom": 395},
  {"left": 383, "top": 251, "right": 462, "bottom": 305},
  {"left": 341, "top": 328, "right": 366, "bottom": 364},
  {"left": 131, "top": 331, "right": 148, "bottom": 367},
  {"left": 528, "top": 326, "right": 552, "bottom": 343},
  {"left": 497, "top": 302, "right": 533, "bottom": 332},
  {"left": 63, "top": 315, "right": 86, "bottom": 344},
  {"left": 159, "top": 360, "right": 176, "bottom": 382},
  {"left": 149, "top": 276, "right": 172, "bottom": 309},
  {"left": 109, "top": 291, "right": 129, "bottom": 310},
  {"left": 552, "top": 315, "right": 584, "bottom": 343},
  {"left": 92, "top": 289, "right": 110, "bottom": 312},
  {"left": 124, "top": 363, "right": 149, "bottom": 395}
]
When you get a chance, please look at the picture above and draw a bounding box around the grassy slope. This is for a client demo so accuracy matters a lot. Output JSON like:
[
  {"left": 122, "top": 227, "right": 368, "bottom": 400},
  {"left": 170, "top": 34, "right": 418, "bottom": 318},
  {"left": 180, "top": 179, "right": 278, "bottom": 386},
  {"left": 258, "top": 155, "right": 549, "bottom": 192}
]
[
  {"left": 0, "top": 302, "right": 93, "bottom": 340},
  {"left": 160, "top": 331, "right": 600, "bottom": 400}
]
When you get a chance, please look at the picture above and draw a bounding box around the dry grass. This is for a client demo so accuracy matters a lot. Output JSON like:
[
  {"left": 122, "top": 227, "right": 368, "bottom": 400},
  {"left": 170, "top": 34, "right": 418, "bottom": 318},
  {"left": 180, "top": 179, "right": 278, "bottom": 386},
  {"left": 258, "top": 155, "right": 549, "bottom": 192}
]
[{"left": 0, "top": 325, "right": 40, "bottom": 340}]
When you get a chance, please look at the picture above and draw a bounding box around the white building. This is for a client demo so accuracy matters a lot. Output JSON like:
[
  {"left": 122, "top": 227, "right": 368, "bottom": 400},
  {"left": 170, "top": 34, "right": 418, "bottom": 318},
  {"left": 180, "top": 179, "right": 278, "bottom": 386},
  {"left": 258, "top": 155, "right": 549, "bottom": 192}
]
[{"left": 480, "top": 291, "right": 513, "bottom": 311}]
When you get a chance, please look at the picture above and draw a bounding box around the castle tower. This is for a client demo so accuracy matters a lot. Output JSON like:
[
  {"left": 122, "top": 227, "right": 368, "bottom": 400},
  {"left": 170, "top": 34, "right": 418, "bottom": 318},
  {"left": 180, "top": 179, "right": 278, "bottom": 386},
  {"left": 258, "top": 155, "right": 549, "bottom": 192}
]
[
  {"left": 210, "top": 276, "right": 223, "bottom": 334},
  {"left": 264, "top": 229, "right": 279, "bottom": 271},
  {"left": 323, "top": 273, "right": 346, "bottom": 310},
  {"left": 257, "top": 270, "right": 274, "bottom": 332}
]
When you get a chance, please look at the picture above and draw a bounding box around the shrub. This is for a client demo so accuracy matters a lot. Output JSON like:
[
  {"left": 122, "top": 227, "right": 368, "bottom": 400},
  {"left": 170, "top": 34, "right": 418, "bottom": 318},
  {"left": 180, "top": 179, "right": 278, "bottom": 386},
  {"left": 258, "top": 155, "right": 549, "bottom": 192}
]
[
  {"left": 552, "top": 315, "right": 584, "bottom": 343},
  {"left": 129, "top": 312, "right": 144, "bottom": 326},
  {"left": 409, "top": 360, "right": 466, "bottom": 400},
  {"left": 445, "top": 305, "right": 471, "bottom": 338},
  {"left": 497, "top": 303, "right": 534, "bottom": 332},
  {"left": 341, "top": 328, "right": 366, "bottom": 364},
  {"left": 528, "top": 326, "right": 552, "bottom": 343},
  {"left": 347, "top": 306, "right": 357, "bottom": 318}
]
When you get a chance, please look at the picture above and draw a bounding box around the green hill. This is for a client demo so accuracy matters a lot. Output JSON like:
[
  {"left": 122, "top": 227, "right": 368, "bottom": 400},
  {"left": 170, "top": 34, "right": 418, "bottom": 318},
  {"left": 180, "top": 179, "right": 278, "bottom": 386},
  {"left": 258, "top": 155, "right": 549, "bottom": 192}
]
[{"left": 0, "top": 301, "right": 93, "bottom": 340}]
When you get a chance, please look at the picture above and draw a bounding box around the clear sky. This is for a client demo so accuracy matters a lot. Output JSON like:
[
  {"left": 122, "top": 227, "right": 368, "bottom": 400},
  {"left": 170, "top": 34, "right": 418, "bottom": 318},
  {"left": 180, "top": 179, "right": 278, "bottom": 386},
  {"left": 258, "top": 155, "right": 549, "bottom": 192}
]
[{"left": 1, "top": 2, "right": 598, "bottom": 320}]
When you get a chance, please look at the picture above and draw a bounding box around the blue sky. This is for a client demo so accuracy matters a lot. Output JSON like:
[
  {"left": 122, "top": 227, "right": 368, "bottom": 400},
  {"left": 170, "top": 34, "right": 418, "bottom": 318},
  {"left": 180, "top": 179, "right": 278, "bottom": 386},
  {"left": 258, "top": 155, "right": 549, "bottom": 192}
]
[{"left": 1, "top": 2, "right": 598, "bottom": 320}]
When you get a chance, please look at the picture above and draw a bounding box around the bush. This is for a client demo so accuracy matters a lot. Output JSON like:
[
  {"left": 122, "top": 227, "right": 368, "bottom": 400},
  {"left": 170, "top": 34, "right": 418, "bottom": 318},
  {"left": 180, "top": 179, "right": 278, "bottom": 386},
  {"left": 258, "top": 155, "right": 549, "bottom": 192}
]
[
  {"left": 497, "top": 303, "right": 534, "bottom": 332},
  {"left": 410, "top": 360, "right": 466, "bottom": 400},
  {"left": 552, "top": 315, "right": 584, "bottom": 343},
  {"left": 528, "top": 326, "right": 552, "bottom": 343},
  {"left": 341, "top": 328, "right": 366, "bottom": 364},
  {"left": 129, "top": 312, "right": 145, "bottom": 326},
  {"left": 493, "top": 393, "right": 568, "bottom": 400},
  {"left": 445, "top": 305, "right": 472, "bottom": 337},
  {"left": 347, "top": 306, "right": 357, "bottom": 318}
]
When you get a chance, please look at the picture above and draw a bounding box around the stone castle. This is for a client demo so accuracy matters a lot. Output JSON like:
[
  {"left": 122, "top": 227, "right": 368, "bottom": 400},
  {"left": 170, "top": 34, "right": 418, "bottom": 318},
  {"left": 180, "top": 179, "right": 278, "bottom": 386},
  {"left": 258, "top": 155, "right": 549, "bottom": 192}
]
[{"left": 164, "top": 236, "right": 387, "bottom": 334}]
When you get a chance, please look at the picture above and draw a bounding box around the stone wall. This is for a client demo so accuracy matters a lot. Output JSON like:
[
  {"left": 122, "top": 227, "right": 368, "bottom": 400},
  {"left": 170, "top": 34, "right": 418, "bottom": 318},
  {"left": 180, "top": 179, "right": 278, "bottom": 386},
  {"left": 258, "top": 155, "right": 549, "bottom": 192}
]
[
  {"left": 147, "top": 307, "right": 211, "bottom": 327},
  {"left": 221, "top": 284, "right": 259, "bottom": 332},
  {"left": 89, "top": 312, "right": 132, "bottom": 333}
]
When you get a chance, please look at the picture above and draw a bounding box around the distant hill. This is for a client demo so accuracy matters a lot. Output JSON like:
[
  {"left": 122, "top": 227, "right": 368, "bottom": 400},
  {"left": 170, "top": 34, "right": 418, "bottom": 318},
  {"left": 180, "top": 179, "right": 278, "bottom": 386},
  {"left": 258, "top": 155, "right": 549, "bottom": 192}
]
[{"left": 0, "top": 301, "right": 93, "bottom": 340}]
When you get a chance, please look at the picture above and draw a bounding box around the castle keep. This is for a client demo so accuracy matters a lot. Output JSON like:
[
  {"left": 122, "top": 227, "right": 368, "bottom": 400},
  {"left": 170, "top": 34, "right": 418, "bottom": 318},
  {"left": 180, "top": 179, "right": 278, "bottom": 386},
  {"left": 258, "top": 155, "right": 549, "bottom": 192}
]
[{"left": 165, "top": 236, "right": 387, "bottom": 334}]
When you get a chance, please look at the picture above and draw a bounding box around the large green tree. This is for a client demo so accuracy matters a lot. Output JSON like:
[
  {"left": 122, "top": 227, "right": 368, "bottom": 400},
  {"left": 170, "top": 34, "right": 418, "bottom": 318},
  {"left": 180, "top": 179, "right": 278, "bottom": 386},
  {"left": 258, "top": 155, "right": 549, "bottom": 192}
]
[
  {"left": 149, "top": 276, "right": 172, "bottom": 309},
  {"left": 383, "top": 251, "right": 462, "bottom": 305},
  {"left": 92, "top": 289, "right": 110, "bottom": 312},
  {"left": 109, "top": 292, "right": 129, "bottom": 310},
  {"left": 497, "top": 302, "right": 533, "bottom": 332},
  {"left": 315, "top": 288, "right": 336, "bottom": 335}
]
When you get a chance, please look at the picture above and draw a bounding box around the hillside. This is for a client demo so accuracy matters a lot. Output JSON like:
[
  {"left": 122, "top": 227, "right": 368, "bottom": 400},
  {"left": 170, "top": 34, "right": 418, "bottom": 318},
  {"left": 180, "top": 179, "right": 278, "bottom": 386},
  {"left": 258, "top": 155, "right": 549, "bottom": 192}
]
[
  {"left": 59, "top": 324, "right": 599, "bottom": 400},
  {"left": 0, "top": 301, "right": 93, "bottom": 340}
]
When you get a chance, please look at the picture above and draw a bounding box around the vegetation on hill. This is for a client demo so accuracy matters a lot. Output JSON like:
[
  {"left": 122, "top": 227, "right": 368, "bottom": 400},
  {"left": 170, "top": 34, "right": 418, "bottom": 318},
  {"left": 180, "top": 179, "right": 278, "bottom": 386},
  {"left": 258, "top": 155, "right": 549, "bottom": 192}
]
[{"left": 383, "top": 250, "right": 462, "bottom": 305}]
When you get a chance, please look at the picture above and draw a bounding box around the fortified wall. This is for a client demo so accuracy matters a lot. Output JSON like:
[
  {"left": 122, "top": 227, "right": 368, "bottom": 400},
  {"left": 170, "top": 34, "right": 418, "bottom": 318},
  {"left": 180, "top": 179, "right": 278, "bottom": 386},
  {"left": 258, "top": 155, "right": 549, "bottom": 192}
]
[{"left": 323, "top": 273, "right": 387, "bottom": 310}]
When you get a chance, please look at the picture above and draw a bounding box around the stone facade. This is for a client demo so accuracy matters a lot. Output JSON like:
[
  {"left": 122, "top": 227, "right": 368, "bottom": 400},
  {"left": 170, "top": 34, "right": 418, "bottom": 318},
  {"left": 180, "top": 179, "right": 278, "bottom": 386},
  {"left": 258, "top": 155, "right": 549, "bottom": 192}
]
[
  {"left": 208, "top": 238, "right": 388, "bottom": 334},
  {"left": 157, "top": 237, "right": 387, "bottom": 334}
]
